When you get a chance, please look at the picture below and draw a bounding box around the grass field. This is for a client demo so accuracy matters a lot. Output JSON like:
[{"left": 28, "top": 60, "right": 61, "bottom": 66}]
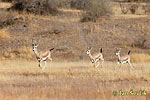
[
  {"left": 0, "top": 1, "right": 150, "bottom": 100},
  {"left": 0, "top": 60, "right": 149, "bottom": 100}
]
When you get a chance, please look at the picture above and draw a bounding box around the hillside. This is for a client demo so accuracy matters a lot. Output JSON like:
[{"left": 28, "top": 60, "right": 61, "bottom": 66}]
[{"left": 0, "top": 1, "right": 150, "bottom": 62}]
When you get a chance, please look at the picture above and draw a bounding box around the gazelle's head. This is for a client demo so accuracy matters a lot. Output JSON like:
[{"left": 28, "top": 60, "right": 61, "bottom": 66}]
[
  {"left": 32, "top": 43, "right": 38, "bottom": 51},
  {"left": 32, "top": 39, "right": 39, "bottom": 52},
  {"left": 115, "top": 49, "right": 120, "bottom": 56},
  {"left": 86, "top": 47, "right": 91, "bottom": 55}
]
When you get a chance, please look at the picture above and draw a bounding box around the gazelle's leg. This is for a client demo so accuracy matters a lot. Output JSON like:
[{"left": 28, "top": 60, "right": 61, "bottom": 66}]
[
  {"left": 39, "top": 61, "right": 42, "bottom": 69},
  {"left": 101, "top": 58, "right": 104, "bottom": 68},
  {"left": 115, "top": 62, "right": 121, "bottom": 70},
  {"left": 38, "top": 63, "right": 41, "bottom": 68},
  {"left": 42, "top": 61, "right": 47, "bottom": 69},
  {"left": 49, "top": 57, "right": 52, "bottom": 62},
  {"left": 95, "top": 61, "right": 100, "bottom": 68},
  {"left": 49, "top": 57, "right": 52, "bottom": 65},
  {"left": 128, "top": 61, "right": 134, "bottom": 70},
  {"left": 93, "top": 62, "right": 97, "bottom": 68},
  {"left": 115, "top": 65, "right": 118, "bottom": 70},
  {"left": 49, "top": 57, "right": 53, "bottom": 67},
  {"left": 94, "top": 59, "right": 100, "bottom": 68}
]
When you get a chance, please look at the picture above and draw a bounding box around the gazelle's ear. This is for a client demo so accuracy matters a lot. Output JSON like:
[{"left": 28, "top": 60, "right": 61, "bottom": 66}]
[
  {"left": 32, "top": 39, "right": 34, "bottom": 44},
  {"left": 116, "top": 48, "right": 121, "bottom": 51},
  {"left": 37, "top": 36, "right": 41, "bottom": 45},
  {"left": 37, "top": 39, "right": 40, "bottom": 45},
  {"left": 87, "top": 47, "right": 91, "bottom": 50},
  {"left": 36, "top": 43, "right": 39, "bottom": 47},
  {"left": 115, "top": 47, "right": 118, "bottom": 50}
]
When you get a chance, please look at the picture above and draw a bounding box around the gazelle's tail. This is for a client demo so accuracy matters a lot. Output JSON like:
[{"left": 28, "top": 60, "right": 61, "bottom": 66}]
[
  {"left": 50, "top": 48, "right": 54, "bottom": 51},
  {"left": 128, "top": 50, "right": 131, "bottom": 55},
  {"left": 100, "top": 48, "right": 102, "bottom": 53}
]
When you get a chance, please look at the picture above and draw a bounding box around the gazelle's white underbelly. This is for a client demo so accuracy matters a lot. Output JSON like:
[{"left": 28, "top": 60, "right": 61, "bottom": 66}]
[
  {"left": 42, "top": 57, "right": 48, "bottom": 61},
  {"left": 118, "top": 60, "right": 128, "bottom": 64}
]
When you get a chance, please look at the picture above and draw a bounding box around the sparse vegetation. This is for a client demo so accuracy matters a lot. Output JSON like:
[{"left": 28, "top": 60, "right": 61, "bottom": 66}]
[
  {"left": 120, "top": 3, "right": 139, "bottom": 14},
  {"left": 131, "top": 26, "right": 150, "bottom": 49},
  {"left": 0, "top": 60, "right": 149, "bottom": 100},
  {"left": 131, "top": 53, "right": 150, "bottom": 62},
  {"left": 143, "top": 3, "right": 150, "bottom": 14},
  {"left": 71, "top": 0, "right": 90, "bottom": 10},
  {"left": 1, "top": 0, "right": 12, "bottom": 2},
  {"left": 120, "top": 3, "right": 130, "bottom": 14},
  {"left": 132, "top": 36, "right": 147, "bottom": 48},
  {"left": 0, "top": 10, "right": 22, "bottom": 29},
  {"left": 55, "top": 0, "right": 72, "bottom": 8},
  {"left": 0, "top": 31, "right": 10, "bottom": 39},
  {"left": 2, "top": 46, "right": 34, "bottom": 60},
  {"left": 130, "top": 3, "right": 139, "bottom": 14},
  {"left": 81, "top": 0, "right": 112, "bottom": 22},
  {"left": 0, "top": 10, "right": 15, "bottom": 22},
  {"left": 9, "top": 0, "right": 59, "bottom": 15}
]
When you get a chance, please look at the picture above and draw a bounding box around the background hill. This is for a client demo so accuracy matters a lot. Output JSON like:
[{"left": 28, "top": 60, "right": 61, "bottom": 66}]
[{"left": 0, "top": 0, "right": 150, "bottom": 62}]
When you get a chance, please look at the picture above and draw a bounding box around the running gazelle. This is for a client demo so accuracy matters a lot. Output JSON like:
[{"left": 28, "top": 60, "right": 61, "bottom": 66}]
[
  {"left": 86, "top": 47, "right": 104, "bottom": 68},
  {"left": 32, "top": 39, "right": 54, "bottom": 69},
  {"left": 115, "top": 48, "right": 134, "bottom": 70}
]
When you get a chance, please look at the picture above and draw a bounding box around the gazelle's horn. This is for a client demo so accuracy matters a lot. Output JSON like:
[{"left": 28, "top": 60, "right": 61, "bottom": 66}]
[
  {"left": 37, "top": 36, "right": 41, "bottom": 45},
  {"left": 87, "top": 47, "right": 91, "bottom": 50},
  {"left": 32, "top": 39, "right": 34, "bottom": 44},
  {"left": 116, "top": 48, "right": 121, "bottom": 51}
]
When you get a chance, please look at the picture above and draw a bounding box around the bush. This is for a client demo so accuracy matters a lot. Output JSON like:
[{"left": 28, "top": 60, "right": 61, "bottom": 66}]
[
  {"left": 132, "top": 37, "right": 147, "bottom": 48},
  {"left": 71, "top": 0, "right": 90, "bottom": 10},
  {"left": 81, "top": 0, "right": 112, "bottom": 22},
  {"left": 143, "top": 2, "right": 150, "bottom": 14},
  {"left": 130, "top": 4, "right": 139, "bottom": 14},
  {"left": 55, "top": 0, "right": 72, "bottom": 8},
  {"left": 9, "top": 0, "right": 59, "bottom": 15},
  {"left": 0, "top": 10, "right": 21, "bottom": 29},
  {"left": 3, "top": 46, "right": 34, "bottom": 60},
  {"left": 1, "top": 0, "right": 12, "bottom": 2}
]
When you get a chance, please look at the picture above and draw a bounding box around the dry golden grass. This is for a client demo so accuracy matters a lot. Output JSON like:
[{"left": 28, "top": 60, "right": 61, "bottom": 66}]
[
  {"left": 131, "top": 53, "right": 150, "bottom": 63},
  {"left": 59, "top": 8, "right": 83, "bottom": 13},
  {"left": 0, "top": 60, "right": 149, "bottom": 100},
  {"left": 0, "top": 2, "right": 12, "bottom": 9},
  {"left": 2, "top": 46, "right": 34, "bottom": 60},
  {"left": 0, "top": 31, "right": 10, "bottom": 39}
]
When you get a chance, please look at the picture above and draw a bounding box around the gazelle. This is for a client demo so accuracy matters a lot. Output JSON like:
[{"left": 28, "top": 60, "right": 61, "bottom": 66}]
[
  {"left": 115, "top": 49, "right": 134, "bottom": 70},
  {"left": 32, "top": 39, "right": 54, "bottom": 69},
  {"left": 86, "top": 47, "right": 104, "bottom": 68}
]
